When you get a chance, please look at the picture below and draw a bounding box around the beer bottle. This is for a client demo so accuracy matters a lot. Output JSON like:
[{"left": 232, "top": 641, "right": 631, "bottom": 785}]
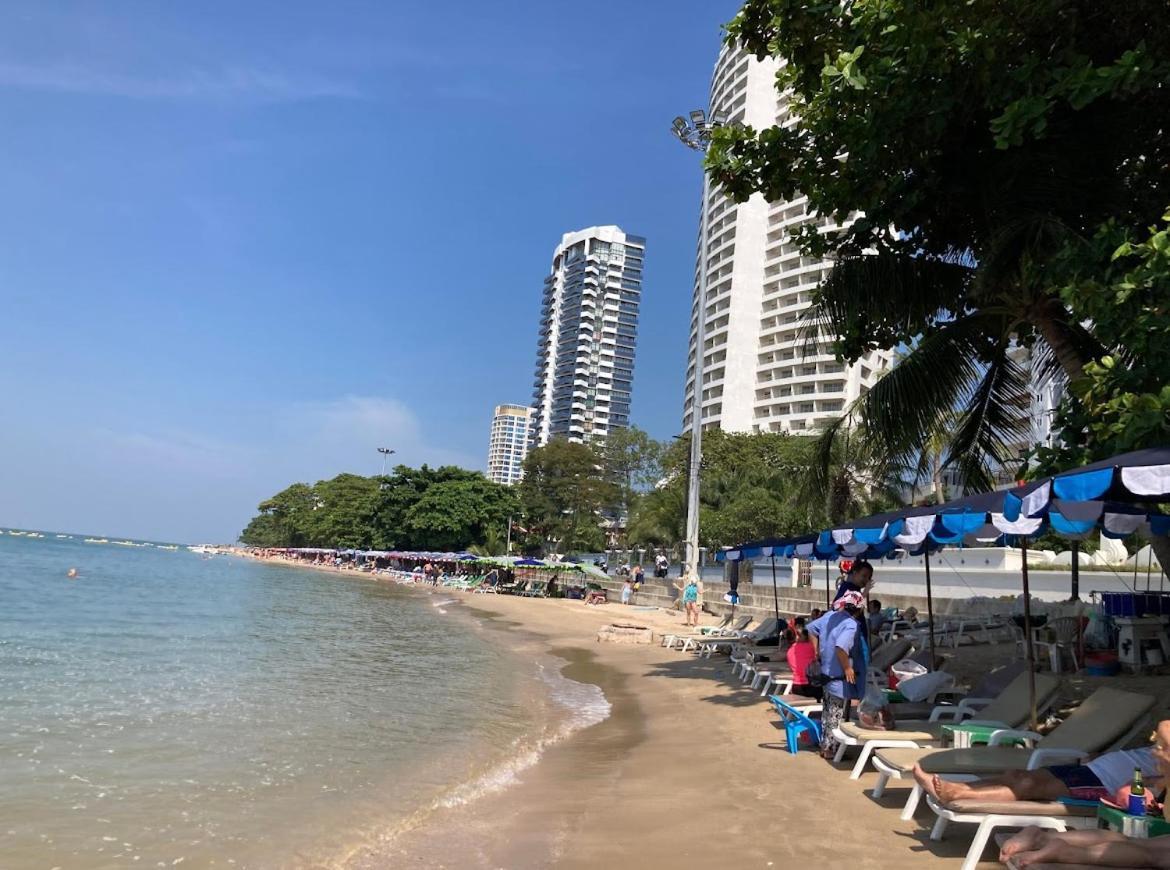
[{"left": 1129, "top": 767, "right": 1147, "bottom": 815}]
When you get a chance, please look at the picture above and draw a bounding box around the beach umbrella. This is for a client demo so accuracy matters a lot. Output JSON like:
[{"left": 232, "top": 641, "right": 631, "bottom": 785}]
[{"left": 514, "top": 558, "right": 545, "bottom": 567}]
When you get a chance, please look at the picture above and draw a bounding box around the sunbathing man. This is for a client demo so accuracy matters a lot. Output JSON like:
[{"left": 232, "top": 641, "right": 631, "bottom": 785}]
[
  {"left": 913, "top": 740, "right": 1161, "bottom": 805},
  {"left": 996, "top": 721, "right": 1170, "bottom": 867}
]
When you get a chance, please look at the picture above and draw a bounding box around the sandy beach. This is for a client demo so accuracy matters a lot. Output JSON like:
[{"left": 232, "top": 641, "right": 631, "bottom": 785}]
[{"left": 342, "top": 589, "right": 983, "bottom": 870}]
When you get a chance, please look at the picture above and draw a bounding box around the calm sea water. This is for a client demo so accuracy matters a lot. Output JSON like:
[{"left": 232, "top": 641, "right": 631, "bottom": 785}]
[{"left": 0, "top": 534, "right": 606, "bottom": 869}]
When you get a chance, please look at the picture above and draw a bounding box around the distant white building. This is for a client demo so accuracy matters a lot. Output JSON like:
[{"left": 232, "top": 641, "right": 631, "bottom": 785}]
[
  {"left": 486, "top": 404, "right": 533, "bottom": 486},
  {"left": 531, "top": 225, "right": 644, "bottom": 447},
  {"left": 682, "top": 44, "right": 891, "bottom": 435}
]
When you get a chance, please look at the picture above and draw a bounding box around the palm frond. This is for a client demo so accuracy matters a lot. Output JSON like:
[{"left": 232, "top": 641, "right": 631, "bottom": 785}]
[
  {"left": 943, "top": 337, "right": 1032, "bottom": 491},
  {"left": 798, "top": 251, "right": 973, "bottom": 362}
]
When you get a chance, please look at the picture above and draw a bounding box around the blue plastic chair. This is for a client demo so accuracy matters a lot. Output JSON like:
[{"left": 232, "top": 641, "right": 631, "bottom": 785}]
[{"left": 768, "top": 695, "right": 822, "bottom": 754}]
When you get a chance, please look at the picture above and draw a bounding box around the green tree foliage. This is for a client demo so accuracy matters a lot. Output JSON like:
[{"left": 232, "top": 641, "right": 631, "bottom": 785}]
[
  {"left": 628, "top": 430, "right": 901, "bottom": 552},
  {"left": 238, "top": 465, "right": 517, "bottom": 552},
  {"left": 599, "top": 425, "right": 665, "bottom": 520},
  {"left": 240, "top": 483, "right": 318, "bottom": 548},
  {"left": 518, "top": 438, "right": 617, "bottom": 554},
  {"left": 1035, "top": 213, "right": 1170, "bottom": 468},
  {"left": 711, "top": 0, "right": 1170, "bottom": 489},
  {"left": 405, "top": 477, "right": 518, "bottom": 552}
]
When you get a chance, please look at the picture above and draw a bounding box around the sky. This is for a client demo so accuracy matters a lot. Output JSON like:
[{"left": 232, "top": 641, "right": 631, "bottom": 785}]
[{"left": 0, "top": 0, "right": 743, "bottom": 543}]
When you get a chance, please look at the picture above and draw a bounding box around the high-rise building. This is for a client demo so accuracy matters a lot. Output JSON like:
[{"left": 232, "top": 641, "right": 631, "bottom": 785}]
[
  {"left": 486, "top": 404, "right": 533, "bottom": 485},
  {"left": 531, "top": 225, "right": 644, "bottom": 447},
  {"left": 682, "top": 45, "right": 891, "bottom": 435}
]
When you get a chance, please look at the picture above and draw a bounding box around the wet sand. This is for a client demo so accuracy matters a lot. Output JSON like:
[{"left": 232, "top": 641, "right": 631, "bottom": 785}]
[{"left": 360, "top": 593, "right": 982, "bottom": 869}]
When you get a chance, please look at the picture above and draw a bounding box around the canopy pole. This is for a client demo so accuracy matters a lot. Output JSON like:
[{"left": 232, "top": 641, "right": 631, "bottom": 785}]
[
  {"left": 770, "top": 556, "right": 781, "bottom": 634},
  {"left": 923, "top": 548, "right": 937, "bottom": 671},
  {"left": 1020, "top": 540, "right": 1038, "bottom": 731},
  {"left": 825, "top": 559, "right": 831, "bottom": 609},
  {"left": 1070, "top": 540, "right": 1080, "bottom": 601}
]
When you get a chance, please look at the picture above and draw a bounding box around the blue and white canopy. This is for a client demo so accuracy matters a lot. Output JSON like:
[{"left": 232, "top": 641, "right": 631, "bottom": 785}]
[{"left": 718, "top": 447, "right": 1170, "bottom": 562}]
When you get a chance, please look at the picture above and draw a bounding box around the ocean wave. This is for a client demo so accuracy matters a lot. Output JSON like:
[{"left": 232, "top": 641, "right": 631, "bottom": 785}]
[{"left": 433, "top": 659, "right": 610, "bottom": 809}]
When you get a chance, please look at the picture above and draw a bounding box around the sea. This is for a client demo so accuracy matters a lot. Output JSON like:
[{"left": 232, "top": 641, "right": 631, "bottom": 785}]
[{"left": 0, "top": 532, "right": 609, "bottom": 869}]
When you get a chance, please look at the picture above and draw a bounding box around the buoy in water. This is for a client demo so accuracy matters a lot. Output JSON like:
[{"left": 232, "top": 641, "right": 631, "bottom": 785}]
[{"left": 66, "top": 568, "right": 79, "bottom": 579}]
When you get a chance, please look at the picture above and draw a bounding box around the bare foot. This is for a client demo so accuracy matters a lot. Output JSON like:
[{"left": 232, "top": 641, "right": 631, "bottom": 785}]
[
  {"left": 1000, "top": 827, "right": 1049, "bottom": 862},
  {"left": 912, "top": 764, "right": 938, "bottom": 798},
  {"left": 934, "top": 777, "right": 971, "bottom": 804}
]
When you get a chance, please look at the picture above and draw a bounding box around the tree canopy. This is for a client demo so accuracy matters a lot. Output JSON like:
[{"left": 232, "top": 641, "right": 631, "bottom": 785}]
[
  {"left": 518, "top": 438, "right": 617, "bottom": 554},
  {"left": 239, "top": 465, "right": 518, "bottom": 552},
  {"left": 629, "top": 430, "right": 901, "bottom": 553},
  {"left": 711, "top": 0, "right": 1170, "bottom": 491}
]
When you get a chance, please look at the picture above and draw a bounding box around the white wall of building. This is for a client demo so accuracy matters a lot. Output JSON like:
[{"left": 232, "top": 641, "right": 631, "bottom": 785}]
[
  {"left": 682, "top": 44, "right": 891, "bottom": 435},
  {"left": 486, "top": 404, "right": 533, "bottom": 485}
]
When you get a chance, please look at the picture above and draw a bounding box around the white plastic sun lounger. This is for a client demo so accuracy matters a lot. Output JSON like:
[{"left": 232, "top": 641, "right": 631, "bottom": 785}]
[
  {"left": 831, "top": 671, "right": 1060, "bottom": 779},
  {"left": 871, "top": 686, "right": 1157, "bottom": 826}
]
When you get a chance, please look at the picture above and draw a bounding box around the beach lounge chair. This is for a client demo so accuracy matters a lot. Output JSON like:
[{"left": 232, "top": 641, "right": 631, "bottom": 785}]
[
  {"left": 928, "top": 798, "right": 1101, "bottom": 870},
  {"left": 917, "top": 689, "right": 1160, "bottom": 870},
  {"left": 759, "top": 637, "right": 914, "bottom": 697},
  {"left": 872, "top": 686, "right": 1157, "bottom": 824},
  {"left": 662, "top": 614, "right": 747, "bottom": 649},
  {"left": 768, "top": 695, "right": 823, "bottom": 754},
  {"left": 678, "top": 616, "right": 757, "bottom": 652},
  {"left": 500, "top": 577, "right": 527, "bottom": 594},
  {"left": 662, "top": 613, "right": 732, "bottom": 647},
  {"left": 521, "top": 580, "right": 547, "bottom": 597},
  {"left": 832, "top": 671, "right": 1062, "bottom": 778},
  {"left": 697, "top": 618, "right": 780, "bottom": 658}
]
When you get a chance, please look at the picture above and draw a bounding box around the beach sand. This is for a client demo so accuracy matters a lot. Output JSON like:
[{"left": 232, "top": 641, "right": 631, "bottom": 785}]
[{"left": 352, "top": 592, "right": 986, "bottom": 870}]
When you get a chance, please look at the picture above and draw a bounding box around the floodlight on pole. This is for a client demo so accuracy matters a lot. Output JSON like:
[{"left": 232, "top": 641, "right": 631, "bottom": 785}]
[
  {"left": 671, "top": 107, "right": 725, "bottom": 581},
  {"left": 377, "top": 447, "right": 396, "bottom": 477}
]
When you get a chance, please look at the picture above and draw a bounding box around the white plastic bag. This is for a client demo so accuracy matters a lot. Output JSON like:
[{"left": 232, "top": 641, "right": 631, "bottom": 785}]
[
  {"left": 896, "top": 670, "right": 952, "bottom": 702},
  {"left": 890, "top": 658, "right": 928, "bottom": 685}
]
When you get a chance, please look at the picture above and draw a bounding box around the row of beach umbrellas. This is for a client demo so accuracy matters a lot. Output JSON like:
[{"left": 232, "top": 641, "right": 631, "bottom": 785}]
[{"left": 716, "top": 447, "right": 1170, "bottom": 728}]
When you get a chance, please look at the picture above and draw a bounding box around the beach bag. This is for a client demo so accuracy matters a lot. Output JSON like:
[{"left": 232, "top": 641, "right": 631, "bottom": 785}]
[
  {"left": 858, "top": 686, "right": 895, "bottom": 730},
  {"left": 805, "top": 657, "right": 830, "bottom": 688}
]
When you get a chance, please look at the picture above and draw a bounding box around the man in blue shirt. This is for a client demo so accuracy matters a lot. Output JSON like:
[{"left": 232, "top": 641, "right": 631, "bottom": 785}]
[{"left": 807, "top": 590, "right": 869, "bottom": 761}]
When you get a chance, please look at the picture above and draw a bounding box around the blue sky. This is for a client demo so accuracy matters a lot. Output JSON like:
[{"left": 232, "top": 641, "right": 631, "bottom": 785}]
[{"left": 0, "top": 1, "right": 741, "bottom": 542}]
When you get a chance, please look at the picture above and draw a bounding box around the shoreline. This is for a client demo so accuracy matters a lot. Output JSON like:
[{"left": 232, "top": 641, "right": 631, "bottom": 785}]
[
  {"left": 342, "top": 591, "right": 976, "bottom": 869},
  {"left": 242, "top": 554, "right": 985, "bottom": 868}
]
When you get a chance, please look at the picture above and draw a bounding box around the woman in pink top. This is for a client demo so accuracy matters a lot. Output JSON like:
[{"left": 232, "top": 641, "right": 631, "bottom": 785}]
[{"left": 786, "top": 629, "right": 822, "bottom": 700}]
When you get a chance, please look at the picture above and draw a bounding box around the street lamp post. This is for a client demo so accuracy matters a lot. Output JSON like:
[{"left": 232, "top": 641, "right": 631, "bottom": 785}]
[
  {"left": 672, "top": 109, "right": 726, "bottom": 581},
  {"left": 377, "top": 447, "right": 396, "bottom": 477}
]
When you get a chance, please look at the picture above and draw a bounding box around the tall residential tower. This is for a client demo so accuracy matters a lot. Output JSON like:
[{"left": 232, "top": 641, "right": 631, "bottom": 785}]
[
  {"left": 531, "top": 226, "right": 644, "bottom": 447},
  {"left": 486, "top": 404, "right": 533, "bottom": 486},
  {"left": 682, "top": 45, "right": 891, "bottom": 435}
]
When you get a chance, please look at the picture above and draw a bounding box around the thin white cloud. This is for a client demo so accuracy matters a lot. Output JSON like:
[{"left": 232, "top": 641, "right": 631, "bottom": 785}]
[{"left": 0, "top": 60, "right": 363, "bottom": 102}]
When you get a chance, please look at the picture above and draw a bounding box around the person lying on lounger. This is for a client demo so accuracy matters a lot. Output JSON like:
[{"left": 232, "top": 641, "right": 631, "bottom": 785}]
[
  {"left": 1002, "top": 826, "right": 1170, "bottom": 868},
  {"left": 996, "top": 722, "right": 1170, "bottom": 867},
  {"left": 913, "top": 741, "right": 1161, "bottom": 806}
]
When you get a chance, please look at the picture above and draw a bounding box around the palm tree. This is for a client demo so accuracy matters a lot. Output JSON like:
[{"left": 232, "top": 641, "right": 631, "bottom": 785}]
[{"left": 806, "top": 232, "right": 1101, "bottom": 495}]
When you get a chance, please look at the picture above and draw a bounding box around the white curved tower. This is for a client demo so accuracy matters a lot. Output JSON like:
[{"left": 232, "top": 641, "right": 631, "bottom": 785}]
[{"left": 682, "top": 44, "right": 890, "bottom": 435}]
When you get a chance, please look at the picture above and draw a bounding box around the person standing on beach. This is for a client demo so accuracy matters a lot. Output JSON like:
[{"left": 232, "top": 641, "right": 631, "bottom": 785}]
[
  {"left": 833, "top": 560, "right": 873, "bottom": 603},
  {"left": 674, "top": 572, "right": 703, "bottom": 626},
  {"left": 806, "top": 591, "right": 869, "bottom": 761}
]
